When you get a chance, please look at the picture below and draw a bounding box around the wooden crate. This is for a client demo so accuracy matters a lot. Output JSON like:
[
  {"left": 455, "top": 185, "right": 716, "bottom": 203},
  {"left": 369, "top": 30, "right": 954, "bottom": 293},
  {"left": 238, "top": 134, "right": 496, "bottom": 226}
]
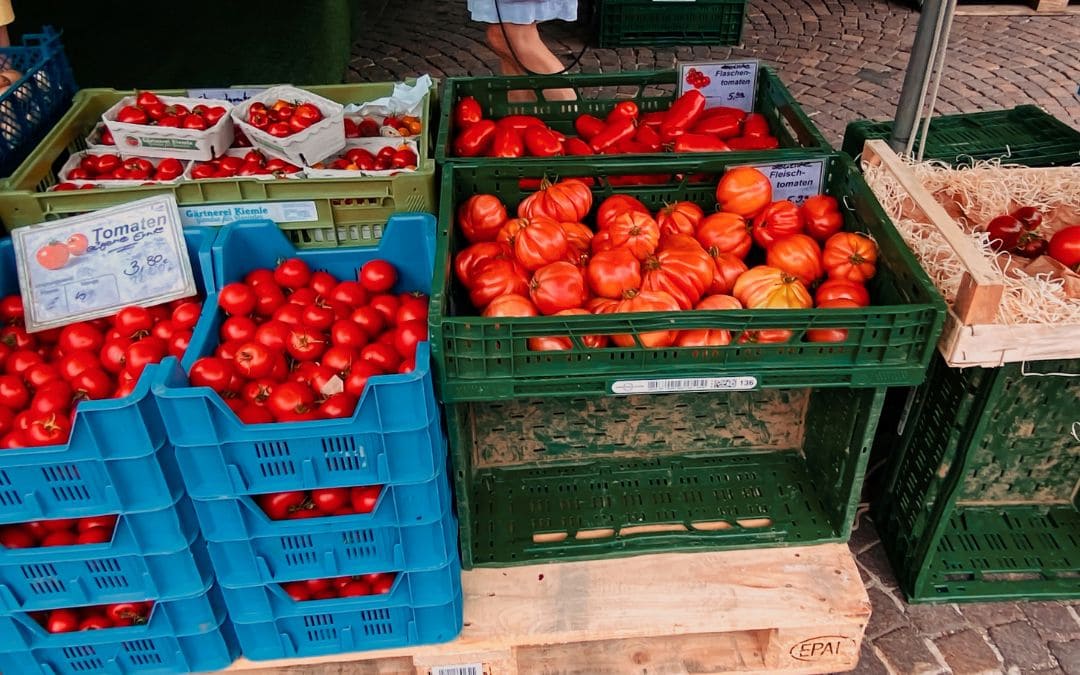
[
  {"left": 861, "top": 139, "right": 1080, "bottom": 367},
  {"left": 227, "top": 544, "right": 870, "bottom": 675},
  {"left": 953, "top": 0, "right": 1080, "bottom": 16}
]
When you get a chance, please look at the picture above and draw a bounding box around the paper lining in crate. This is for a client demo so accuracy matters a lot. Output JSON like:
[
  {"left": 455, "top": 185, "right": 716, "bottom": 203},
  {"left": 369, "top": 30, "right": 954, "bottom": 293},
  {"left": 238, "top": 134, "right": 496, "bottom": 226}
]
[
  {"left": 862, "top": 139, "right": 1080, "bottom": 366},
  {"left": 231, "top": 85, "right": 346, "bottom": 166},
  {"left": 305, "top": 138, "right": 421, "bottom": 178},
  {"left": 102, "top": 94, "right": 235, "bottom": 161},
  {"left": 52, "top": 150, "right": 190, "bottom": 189}
]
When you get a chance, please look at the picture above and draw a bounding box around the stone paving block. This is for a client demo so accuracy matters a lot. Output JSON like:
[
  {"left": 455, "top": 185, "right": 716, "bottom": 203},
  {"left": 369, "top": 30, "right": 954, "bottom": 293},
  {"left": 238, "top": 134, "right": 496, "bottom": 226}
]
[
  {"left": 908, "top": 603, "right": 968, "bottom": 638},
  {"left": 1024, "top": 604, "right": 1080, "bottom": 642},
  {"left": 875, "top": 627, "right": 946, "bottom": 675},
  {"left": 867, "top": 586, "right": 910, "bottom": 640},
  {"left": 849, "top": 641, "right": 891, "bottom": 675},
  {"left": 856, "top": 542, "right": 900, "bottom": 589},
  {"left": 962, "top": 602, "right": 1027, "bottom": 627},
  {"left": 1050, "top": 640, "right": 1080, "bottom": 675},
  {"left": 990, "top": 620, "right": 1055, "bottom": 672},
  {"left": 934, "top": 629, "right": 1003, "bottom": 675}
]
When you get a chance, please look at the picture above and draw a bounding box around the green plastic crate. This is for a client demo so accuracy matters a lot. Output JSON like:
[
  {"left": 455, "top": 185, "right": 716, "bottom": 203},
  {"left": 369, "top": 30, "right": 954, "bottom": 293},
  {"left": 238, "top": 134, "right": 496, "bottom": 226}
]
[
  {"left": 435, "top": 69, "right": 830, "bottom": 164},
  {"left": 842, "top": 106, "right": 1080, "bottom": 168},
  {"left": 430, "top": 152, "right": 946, "bottom": 402},
  {"left": 0, "top": 83, "right": 435, "bottom": 248},
  {"left": 450, "top": 385, "right": 887, "bottom": 568},
  {"left": 873, "top": 355, "right": 1080, "bottom": 603},
  {"left": 595, "top": 0, "right": 747, "bottom": 47}
]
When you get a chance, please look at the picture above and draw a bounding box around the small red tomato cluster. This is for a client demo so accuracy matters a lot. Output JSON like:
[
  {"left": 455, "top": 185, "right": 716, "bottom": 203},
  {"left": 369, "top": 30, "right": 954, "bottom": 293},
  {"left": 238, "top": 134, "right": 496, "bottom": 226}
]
[
  {"left": 344, "top": 114, "right": 422, "bottom": 138},
  {"left": 257, "top": 485, "right": 382, "bottom": 521},
  {"left": 247, "top": 99, "right": 325, "bottom": 138},
  {"left": 0, "top": 514, "right": 118, "bottom": 549},
  {"left": 116, "top": 91, "right": 226, "bottom": 131},
  {"left": 452, "top": 90, "right": 779, "bottom": 158},
  {"left": 321, "top": 146, "right": 418, "bottom": 172},
  {"left": 684, "top": 68, "right": 711, "bottom": 88},
  {"left": 191, "top": 150, "right": 300, "bottom": 179},
  {"left": 281, "top": 572, "right": 396, "bottom": 602},
  {"left": 65, "top": 154, "right": 183, "bottom": 182},
  {"left": 0, "top": 297, "right": 200, "bottom": 448},
  {"left": 35, "top": 601, "right": 154, "bottom": 633},
  {"left": 188, "top": 257, "right": 428, "bottom": 425}
]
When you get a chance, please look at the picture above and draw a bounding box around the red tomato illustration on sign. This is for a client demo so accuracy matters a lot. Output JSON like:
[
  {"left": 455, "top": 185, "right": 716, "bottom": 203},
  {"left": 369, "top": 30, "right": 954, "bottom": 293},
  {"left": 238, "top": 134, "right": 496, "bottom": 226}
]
[
  {"left": 66, "top": 233, "right": 89, "bottom": 256},
  {"left": 36, "top": 242, "right": 71, "bottom": 270}
]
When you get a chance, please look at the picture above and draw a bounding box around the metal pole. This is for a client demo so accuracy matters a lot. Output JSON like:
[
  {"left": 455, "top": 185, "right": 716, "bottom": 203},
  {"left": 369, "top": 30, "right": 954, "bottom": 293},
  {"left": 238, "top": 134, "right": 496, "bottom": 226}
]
[{"left": 889, "top": 0, "right": 947, "bottom": 153}]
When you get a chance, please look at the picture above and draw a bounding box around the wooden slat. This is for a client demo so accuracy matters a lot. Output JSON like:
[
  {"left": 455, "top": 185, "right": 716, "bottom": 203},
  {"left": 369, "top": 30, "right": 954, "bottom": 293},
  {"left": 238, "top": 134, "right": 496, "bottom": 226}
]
[
  {"left": 940, "top": 309, "right": 1080, "bottom": 367},
  {"left": 226, "top": 544, "right": 870, "bottom": 675},
  {"left": 861, "top": 139, "right": 1005, "bottom": 325}
]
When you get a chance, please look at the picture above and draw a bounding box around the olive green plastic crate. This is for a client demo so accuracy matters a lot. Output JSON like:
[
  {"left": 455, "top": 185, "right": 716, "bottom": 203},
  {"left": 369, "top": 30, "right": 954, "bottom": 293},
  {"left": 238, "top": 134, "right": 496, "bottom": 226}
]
[
  {"left": 842, "top": 106, "right": 1080, "bottom": 168},
  {"left": 594, "top": 0, "right": 747, "bottom": 47},
  {"left": 449, "top": 385, "right": 887, "bottom": 568},
  {"left": 873, "top": 355, "right": 1080, "bottom": 603},
  {"left": 0, "top": 83, "right": 435, "bottom": 248},
  {"left": 430, "top": 152, "right": 946, "bottom": 402},
  {"left": 435, "top": 69, "right": 830, "bottom": 164}
]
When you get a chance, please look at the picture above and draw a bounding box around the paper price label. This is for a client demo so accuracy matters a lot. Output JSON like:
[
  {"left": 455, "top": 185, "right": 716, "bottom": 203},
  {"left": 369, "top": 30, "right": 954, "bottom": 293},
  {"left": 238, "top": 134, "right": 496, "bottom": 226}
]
[
  {"left": 677, "top": 60, "right": 759, "bottom": 112},
  {"left": 12, "top": 195, "right": 196, "bottom": 333},
  {"left": 612, "top": 377, "right": 759, "bottom": 395},
  {"left": 187, "top": 87, "right": 266, "bottom": 104},
  {"left": 178, "top": 201, "right": 319, "bottom": 228},
  {"left": 738, "top": 159, "right": 826, "bottom": 205}
]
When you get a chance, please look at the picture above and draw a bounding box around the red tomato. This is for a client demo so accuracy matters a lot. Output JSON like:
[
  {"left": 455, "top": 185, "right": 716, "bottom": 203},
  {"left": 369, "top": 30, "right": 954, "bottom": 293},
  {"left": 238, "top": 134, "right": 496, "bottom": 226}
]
[
  {"left": 0, "top": 406, "right": 12, "bottom": 436},
  {"left": 106, "top": 601, "right": 151, "bottom": 624},
  {"left": 350, "top": 485, "right": 382, "bottom": 514},
  {"left": 396, "top": 294, "right": 429, "bottom": 324},
  {"left": 41, "top": 530, "right": 77, "bottom": 546},
  {"left": 329, "top": 281, "right": 368, "bottom": 308},
  {"left": 815, "top": 279, "right": 870, "bottom": 307},
  {"left": 457, "top": 194, "right": 509, "bottom": 244},
  {"left": 330, "top": 320, "right": 368, "bottom": 350},
  {"left": 0, "top": 295, "right": 23, "bottom": 323},
  {"left": 1048, "top": 225, "right": 1080, "bottom": 270},
  {"left": 124, "top": 338, "right": 165, "bottom": 377},
  {"left": 608, "top": 211, "right": 661, "bottom": 260},
  {"left": 72, "top": 368, "right": 113, "bottom": 400},
  {"left": 45, "top": 608, "right": 80, "bottom": 633},
  {"left": 267, "top": 382, "right": 316, "bottom": 421},
  {"left": 339, "top": 580, "right": 371, "bottom": 597},
  {"left": 238, "top": 404, "right": 275, "bottom": 424},
  {"left": 257, "top": 490, "right": 308, "bottom": 520},
  {"left": 31, "top": 384, "right": 74, "bottom": 416},
  {"left": 362, "top": 572, "right": 396, "bottom": 595},
  {"left": 274, "top": 259, "right": 312, "bottom": 289},
  {"left": 344, "top": 361, "right": 383, "bottom": 397},
  {"left": 368, "top": 295, "right": 401, "bottom": 327},
  {"left": 254, "top": 321, "right": 292, "bottom": 352},
  {"left": 114, "top": 307, "right": 154, "bottom": 338},
  {"left": 78, "top": 514, "right": 118, "bottom": 532},
  {"left": 273, "top": 303, "right": 304, "bottom": 326},
  {"left": 76, "top": 526, "right": 113, "bottom": 545},
  {"left": 0, "top": 375, "right": 29, "bottom": 410},
  {"left": 0, "top": 526, "right": 35, "bottom": 548},
  {"left": 765, "top": 234, "right": 823, "bottom": 285},
  {"left": 219, "top": 283, "right": 257, "bottom": 317},
  {"left": 318, "top": 393, "right": 357, "bottom": 420},
  {"left": 221, "top": 316, "right": 258, "bottom": 343},
  {"left": 640, "top": 236, "right": 714, "bottom": 310},
  {"left": 282, "top": 581, "right": 311, "bottom": 602},
  {"left": 311, "top": 487, "right": 350, "bottom": 514},
  {"left": 822, "top": 233, "right": 878, "bottom": 282},
  {"left": 360, "top": 343, "right": 402, "bottom": 373},
  {"left": 529, "top": 261, "right": 588, "bottom": 315},
  {"left": 189, "top": 357, "right": 235, "bottom": 393},
  {"left": 301, "top": 302, "right": 336, "bottom": 331},
  {"left": 168, "top": 331, "right": 192, "bottom": 359},
  {"left": 801, "top": 195, "right": 844, "bottom": 242},
  {"left": 467, "top": 258, "right": 530, "bottom": 309},
  {"left": 58, "top": 323, "right": 104, "bottom": 355},
  {"left": 359, "top": 260, "right": 398, "bottom": 293},
  {"left": 234, "top": 342, "right": 275, "bottom": 378},
  {"left": 321, "top": 345, "right": 357, "bottom": 374},
  {"left": 393, "top": 320, "right": 428, "bottom": 358},
  {"left": 286, "top": 327, "right": 326, "bottom": 362},
  {"left": 308, "top": 271, "right": 337, "bottom": 296},
  {"left": 752, "top": 200, "right": 805, "bottom": 249}
]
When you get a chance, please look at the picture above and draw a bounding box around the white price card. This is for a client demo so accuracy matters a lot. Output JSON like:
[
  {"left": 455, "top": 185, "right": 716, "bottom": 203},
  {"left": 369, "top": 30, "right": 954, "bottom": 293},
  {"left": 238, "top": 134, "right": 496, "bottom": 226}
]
[
  {"left": 187, "top": 87, "right": 266, "bottom": 104},
  {"left": 178, "top": 201, "right": 319, "bottom": 228},
  {"left": 737, "top": 159, "right": 826, "bottom": 205},
  {"left": 611, "top": 376, "right": 759, "bottom": 395},
  {"left": 12, "top": 195, "right": 197, "bottom": 333},
  {"left": 677, "top": 60, "right": 760, "bottom": 112}
]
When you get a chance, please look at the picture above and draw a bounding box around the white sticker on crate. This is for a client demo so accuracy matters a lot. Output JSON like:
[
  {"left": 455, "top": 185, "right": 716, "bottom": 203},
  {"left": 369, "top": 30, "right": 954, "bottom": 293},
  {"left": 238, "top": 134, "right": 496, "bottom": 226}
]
[
  {"left": 431, "top": 665, "right": 483, "bottom": 675},
  {"left": 178, "top": 201, "right": 319, "bottom": 228},
  {"left": 737, "top": 159, "right": 826, "bottom": 205},
  {"left": 12, "top": 195, "right": 197, "bottom": 332},
  {"left": 677, "top": 59, "right": 760, "bottom": 112},
  {"left": 611, "top": 377, "right": 759, "bottom": 395},
  {"left": 187, "top": 87, "right": 266, "bottom": 104}
]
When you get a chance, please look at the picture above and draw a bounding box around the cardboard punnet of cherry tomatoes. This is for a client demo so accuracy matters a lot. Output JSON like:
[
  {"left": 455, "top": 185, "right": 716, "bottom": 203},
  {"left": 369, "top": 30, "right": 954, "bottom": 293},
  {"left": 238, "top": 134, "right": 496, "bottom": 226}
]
[
  {"left": 56, "top": 151, "right": 189, "bottom": 189},
  {"left": 231, "top": 85, "right": 346, "bottom": 167},
  {"left": 101, "top": 91, "right": 235, "bottom": 161}
]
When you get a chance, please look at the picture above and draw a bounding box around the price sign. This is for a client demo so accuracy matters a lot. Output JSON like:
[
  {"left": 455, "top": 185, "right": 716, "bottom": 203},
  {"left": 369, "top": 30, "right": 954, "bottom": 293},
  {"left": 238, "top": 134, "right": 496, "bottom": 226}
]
[
  {"left": 12, "top": 195, "right": 196, "bottom": 332},
  {"left": 187, "top": 87, "right": 266, "bottom": 104},
  {"left": 677, "top": 60, "right": 760, "bottom": 112},
  {"left": 737, "top": 159, "right": 826, "bottom": 205}
]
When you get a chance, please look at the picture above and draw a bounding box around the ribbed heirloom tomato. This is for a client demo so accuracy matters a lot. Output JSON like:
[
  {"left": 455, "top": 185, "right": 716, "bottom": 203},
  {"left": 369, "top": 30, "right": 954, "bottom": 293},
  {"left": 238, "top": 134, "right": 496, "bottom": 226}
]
[
  {"left": 716, "top": 167, "right": 772, "bottom": 217},
  {"left": 752, "top": 200, "right": 804, "bottom": 249},
  {"left": 801, "top": 195, "right": 844, "bottom": 241},
  {"left": 656, "top": 201, "right": 704, "bottom": 236},
  {"left": 733, "top": 266, "right": 813, "bottom": 310},
  {"left": 498, "top": 217, "right": 568, "bottom": 271},
  {"left": 455, "top": 241, "right": 513, "bottom": 288},
  {"left": 527, "top": 309, "right": 609, "bottom": 351},
  {"left": 822, "top": 233, "right": 878, "bottom": 282},
  {"left": 468, "top": 258, "right": 530, "bottom": 309},
  {"left": 807, "top": 298, "right": 862, "bottom": 343},
  {"left": 765, "top": 234, "right": 823, "bottom": 285},
  {"left": 706, "top": 251, "right": 748, "bottom": 295},
  {"left": 517, "top": 178, "right": 593, "bottom": 223},
  {"left": 696, "top": 212, "right": 752, "bottom": 260},
  {"left": 815, "top": 279, "right": 870, "bottom": 307},
  {"left": 586, "top": 247, "right": 642, "bottom": 299},
  {"left": 640, "top": 235, "right": 714, "bottom": 310},
  {"left": 675, "top": 294, "right": 743, "bottom": 347},
  {"left": 482, "top": 294, "right": 538, "bottom": 318},
  {"left": 457, "top": 194, "right": 508, "bottom": 244},
  {"left": 608, "top": 211, "right": 661, "bottom": 260},
  {"left": 612, "top": 290, "right": 681, "bottom": 348},
  {"left": 529, "top": 262, "right": 587, "bottom": 315},
  {"left": 595, "top": 194, "right": 649, "bottom": 230}
]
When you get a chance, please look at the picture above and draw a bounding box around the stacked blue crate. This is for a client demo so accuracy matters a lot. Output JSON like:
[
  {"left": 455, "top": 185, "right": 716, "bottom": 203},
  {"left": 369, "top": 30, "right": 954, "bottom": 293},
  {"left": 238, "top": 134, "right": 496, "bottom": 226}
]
[
  {"left": 0, "top": 229, "right": 238, "bottom": 674},
  {"left": 153, "top": 216, "right": 463, "bottom": 660}
]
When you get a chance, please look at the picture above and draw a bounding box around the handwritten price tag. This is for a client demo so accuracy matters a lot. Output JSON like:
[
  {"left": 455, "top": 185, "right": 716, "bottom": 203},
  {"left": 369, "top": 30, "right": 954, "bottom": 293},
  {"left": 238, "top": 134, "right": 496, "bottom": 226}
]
[
  {"left": 187, "top": 87, "right": 266, "bottom": 104},
  {"left": 11, "top": 195, "right": 196, "bottom": 332},
  {"left": 677, "top": 60, "right": 760, "bottom": 112}
]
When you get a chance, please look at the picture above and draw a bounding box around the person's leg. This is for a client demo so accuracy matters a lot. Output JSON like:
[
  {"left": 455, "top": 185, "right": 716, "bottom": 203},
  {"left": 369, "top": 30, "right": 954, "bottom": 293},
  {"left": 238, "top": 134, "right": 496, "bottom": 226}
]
[
  {"left": 485, "top": 24, "right": 536, "bottom": 102},
  {"left": 498, "top": 23, "right": 576, "bottom": 101}
]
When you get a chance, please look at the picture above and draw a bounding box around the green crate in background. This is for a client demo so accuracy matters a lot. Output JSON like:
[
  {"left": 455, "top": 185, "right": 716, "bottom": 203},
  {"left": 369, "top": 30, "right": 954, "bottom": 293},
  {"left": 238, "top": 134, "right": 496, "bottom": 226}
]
[
  {"left": 872, "top": 355, "right": 1080, "bottom": 603},
  {"left": 0, "top": 83, "right": 436, "bottom": 248},
  {"left": 450, "top": 385, "right": 886, "bottom": 568},
  {"left": 593, "top": 0, "right": 747, "bottom": 47},
  {"left": 430, "top": 152, "right": 945, "bottom": 402},
  {"left": 435, "top": 69, "right": 830, "bottom": 164},
  {"left": 842, "top": 106, "right": 1080, "bottom": 168}
]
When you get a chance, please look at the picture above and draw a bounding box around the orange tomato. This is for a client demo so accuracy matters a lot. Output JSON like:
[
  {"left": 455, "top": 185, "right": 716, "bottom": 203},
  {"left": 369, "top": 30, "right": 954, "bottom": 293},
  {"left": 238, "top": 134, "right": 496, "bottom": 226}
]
[
  {"left": 676, "top": 294, "right": 742, "bottom": 346},
  {"left": 822, "top": 232, "right": 878, "bottom": 282},
  {"left": 612, "top": 290, "right": 681, "bottom": 348},
  {"left": 695, "top": 212, "right": 752, "bottom": 259},
  {"left": 716, "top": 167, "right": 772, "bottom": 217},
  {"left": 608, "top": 211, "right": 661, "bottom": 260},
  {"left": 765, "top": 234, "right": 823, "bottom": 285},
  {"left": 732, "top": 266, "right": 812, "bottom": 309},
  {"left": 655, "top": 201, "right": 704, "bottom": 237}
]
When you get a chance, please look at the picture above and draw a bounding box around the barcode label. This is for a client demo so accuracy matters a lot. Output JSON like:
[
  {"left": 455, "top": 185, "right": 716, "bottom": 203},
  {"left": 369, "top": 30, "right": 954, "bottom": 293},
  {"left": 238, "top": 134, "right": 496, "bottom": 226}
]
[
  {"left": 432, "top": 665, "right": 482, "bottom": 675},
  {"left": 611, "top": 376, "right": 758, "bottom": 395}
]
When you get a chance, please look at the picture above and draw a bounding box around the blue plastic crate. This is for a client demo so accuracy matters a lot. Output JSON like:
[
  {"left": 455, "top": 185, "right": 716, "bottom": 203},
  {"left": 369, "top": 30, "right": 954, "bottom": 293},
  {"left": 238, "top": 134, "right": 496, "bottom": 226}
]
[
  {"left": 191, "top": 465, "right": 452, "bottom": 543},
  {"left": 152, "top": 215, "right": 444, "bottom": 500},
  {"left": 206, "top": 497, "right": 457, "bottom": 587},
  {"left": 0, "top": 497, "right": 212, "bottom": 613},
  {"left": 0, "top": 228, "right": 216, "bottom": 525},
  {"left": 0, "top": 588, "right": 237, "bottom": 675},
  {"left": 229, "top": 560, "right": 462, "bottom": 660},
  {"left": 220, "top": 555, "right": 461, "bottom": 623},
  {"left": 0, "top": 580, "right": 224, "bottom": 651},
  {"left": 0, "top": 27, "right": 78, "bottom": 178}
]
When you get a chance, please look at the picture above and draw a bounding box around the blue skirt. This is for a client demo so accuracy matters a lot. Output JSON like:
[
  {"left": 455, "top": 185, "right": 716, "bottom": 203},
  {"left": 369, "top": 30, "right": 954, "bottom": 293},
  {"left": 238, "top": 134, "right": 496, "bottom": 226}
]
[{"left": 468, "top": 0, "right": 578, "bottom": 24}]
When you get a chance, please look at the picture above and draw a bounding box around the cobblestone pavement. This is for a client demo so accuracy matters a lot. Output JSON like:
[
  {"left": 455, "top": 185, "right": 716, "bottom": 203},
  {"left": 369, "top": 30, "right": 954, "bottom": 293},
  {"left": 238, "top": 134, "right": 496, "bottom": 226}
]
[
  {"left": 848, "top": 508, "right": 1080, "bottom": 675},
  {"left": 348, "top": 2, "right": 1079, "bottom": 673},
  {"left": 349, "top": 0, "right": 1080, "bottom": 144}
]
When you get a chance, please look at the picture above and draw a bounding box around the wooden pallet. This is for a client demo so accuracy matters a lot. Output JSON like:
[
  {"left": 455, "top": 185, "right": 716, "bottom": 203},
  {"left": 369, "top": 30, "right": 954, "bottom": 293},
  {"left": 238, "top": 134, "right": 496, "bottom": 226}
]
[
  {"left": 954, "top": 0, "right": 1080, "bottom": 15},
  {"left": 225, "top": 544, "right": 870, "bottom": 675},
  {"left": 861, "top": 139, "right": 1080, "bottom": 367}
]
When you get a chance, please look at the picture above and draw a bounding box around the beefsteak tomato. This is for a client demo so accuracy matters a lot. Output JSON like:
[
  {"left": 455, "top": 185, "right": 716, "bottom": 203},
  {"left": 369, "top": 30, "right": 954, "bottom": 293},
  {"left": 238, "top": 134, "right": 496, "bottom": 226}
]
[
  {"left": 608, "top": 211, "right": 661, "bottom": 260},
  {"left": 752, "top": 200, "right": 804, "bottom": 249},
  {"left": 822, "top": 233, "right": 878, "bottom": 282},
  {"left": 732, "top": 266, "right": 812, "bottom": 309},
  {"left": 612, "top": 290, "right": 681, "bottom": 348},
  {"left": 458, "top": 194, "right": 508, "bottom": 243},
  {"left": 656, "top": 201, "right": 704, "bottom": 237},
  {"left": 517, "top": 178, "right": 593, "bottom": 222},
  {"left": 765, "top": 234, "right": 823, "bottom": 285},
  {"left": 529, "top": 261, "right": 588, "bottom": 315},
  {"left": 716, "top": 167, "right": 772, "bottom": 217},
  {"left": 696, "top": 212, "right": 752, "bottom": 260}
]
